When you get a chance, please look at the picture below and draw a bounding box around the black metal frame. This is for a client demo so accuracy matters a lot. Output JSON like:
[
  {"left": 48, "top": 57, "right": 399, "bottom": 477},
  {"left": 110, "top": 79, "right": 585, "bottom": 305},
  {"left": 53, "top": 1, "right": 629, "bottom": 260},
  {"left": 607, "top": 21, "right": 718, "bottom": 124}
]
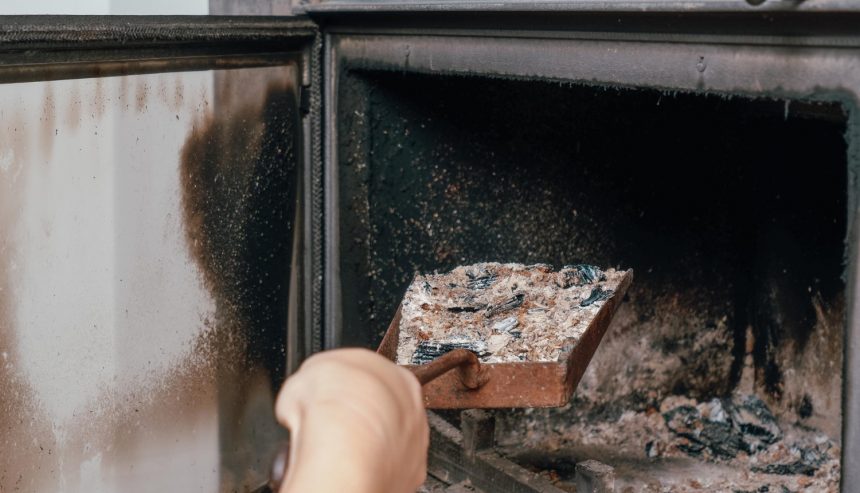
[
  {"left": 308, "top": 0, "right": 860, "bottom": 13},
  {"left": 315, "top": 9, "right": 860, "bottom": 491}
]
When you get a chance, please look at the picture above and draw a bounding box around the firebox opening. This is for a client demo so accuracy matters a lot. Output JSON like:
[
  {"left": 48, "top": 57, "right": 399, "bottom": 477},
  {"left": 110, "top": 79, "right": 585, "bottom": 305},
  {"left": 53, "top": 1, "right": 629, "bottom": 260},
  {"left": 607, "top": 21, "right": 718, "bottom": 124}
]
[{"left": 337, "top": 70, "right": 848, "bottom": 489}]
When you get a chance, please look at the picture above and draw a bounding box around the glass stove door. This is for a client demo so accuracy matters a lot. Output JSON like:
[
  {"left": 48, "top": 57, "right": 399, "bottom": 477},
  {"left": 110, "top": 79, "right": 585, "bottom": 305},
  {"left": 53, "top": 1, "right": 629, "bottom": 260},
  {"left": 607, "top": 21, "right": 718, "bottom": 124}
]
[{"left": 0, "top": 16, "right": 318, "bottom": 493}]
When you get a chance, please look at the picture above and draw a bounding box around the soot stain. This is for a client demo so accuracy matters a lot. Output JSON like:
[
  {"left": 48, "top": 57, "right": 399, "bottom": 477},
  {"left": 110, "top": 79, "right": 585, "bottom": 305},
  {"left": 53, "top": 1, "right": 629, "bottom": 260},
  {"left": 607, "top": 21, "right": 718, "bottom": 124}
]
[
  {"left": 65, "top": 81, "right": 81, "bottom": 130},
  {"left": 172, "top": 75, "right": 184, "bottom": 113},
  {"left": 0, "top": 249, "right": 60, "bottom": 492},
  {"left": 39, "top": 82, "right": 56, "bottom": 162},
  {"left": 179, "top": 81, "right": 298, "bottom": 394},
  {"left": 92, "top": 77, "right": 106, "bottom": 120},
  {"left": 156, "top": 76, "right": 170, "bottom": 109},
  {"left": 14, "top": 323, "right": 227, "bottom": 493},
  {"left": 118, "top": 75, "right": 129, "bottom": 109},
  {"left": 135, "top": 80, "right": 148, "bottom": 113}
]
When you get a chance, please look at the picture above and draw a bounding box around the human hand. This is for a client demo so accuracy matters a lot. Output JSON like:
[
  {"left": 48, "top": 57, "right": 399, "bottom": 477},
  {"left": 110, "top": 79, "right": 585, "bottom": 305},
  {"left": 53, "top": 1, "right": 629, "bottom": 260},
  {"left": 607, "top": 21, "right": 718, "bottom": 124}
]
[{"left": 275, "top": 348, "right": 428, "bottom": 493}]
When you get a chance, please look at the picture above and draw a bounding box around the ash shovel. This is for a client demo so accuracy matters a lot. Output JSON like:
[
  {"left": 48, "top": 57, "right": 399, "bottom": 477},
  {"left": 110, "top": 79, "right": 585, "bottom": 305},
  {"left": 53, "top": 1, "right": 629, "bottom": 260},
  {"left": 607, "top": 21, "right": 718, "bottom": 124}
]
[{"left": 268, "top": 269, "right": 632, "bottom": 491}]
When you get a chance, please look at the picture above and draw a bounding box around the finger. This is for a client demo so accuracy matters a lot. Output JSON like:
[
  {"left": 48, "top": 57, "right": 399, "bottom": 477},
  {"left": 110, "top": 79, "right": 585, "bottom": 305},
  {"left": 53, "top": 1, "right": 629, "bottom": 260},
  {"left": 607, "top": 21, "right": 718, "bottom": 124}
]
[{"left": 396, "top": 365, "right": 425, "bottom": 411}]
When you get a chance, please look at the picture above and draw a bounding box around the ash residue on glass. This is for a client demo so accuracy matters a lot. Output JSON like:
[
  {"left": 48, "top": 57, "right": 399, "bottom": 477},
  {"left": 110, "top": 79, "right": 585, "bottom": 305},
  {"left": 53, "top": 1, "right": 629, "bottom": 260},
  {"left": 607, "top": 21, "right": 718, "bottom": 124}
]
[
  {"left": 0, "top": 67, "right": 300, "bottom": 493},
  {"left": 180, "top": 79, "right": 298, "bottom": 392},
  {"left": 180, "top": 69, "right": 300, "bottom": 488},
  {"left": 0, "top": 261, "right": 61, "bottom": 492}
]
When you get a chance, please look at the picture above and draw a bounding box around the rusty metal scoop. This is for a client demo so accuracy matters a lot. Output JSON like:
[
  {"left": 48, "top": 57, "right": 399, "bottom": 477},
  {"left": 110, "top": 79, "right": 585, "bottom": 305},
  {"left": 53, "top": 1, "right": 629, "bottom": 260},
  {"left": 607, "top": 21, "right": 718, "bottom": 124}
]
[
  {"left": 268, "top": 269, "right": 632, "bottom": 490},
  {"left": 377, "top": 269, "right": 632, "bottom": 409}
]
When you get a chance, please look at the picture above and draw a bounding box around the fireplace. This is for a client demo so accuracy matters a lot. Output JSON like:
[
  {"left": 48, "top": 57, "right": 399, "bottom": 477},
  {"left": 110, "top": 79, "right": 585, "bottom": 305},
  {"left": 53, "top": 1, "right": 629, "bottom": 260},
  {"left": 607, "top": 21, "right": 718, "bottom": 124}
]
[
  {"left": 2, "top": 5, "right": 860, "bottom": 493},
  {"left": 320, "top": 13, "right": 860, "bottom": 491}
]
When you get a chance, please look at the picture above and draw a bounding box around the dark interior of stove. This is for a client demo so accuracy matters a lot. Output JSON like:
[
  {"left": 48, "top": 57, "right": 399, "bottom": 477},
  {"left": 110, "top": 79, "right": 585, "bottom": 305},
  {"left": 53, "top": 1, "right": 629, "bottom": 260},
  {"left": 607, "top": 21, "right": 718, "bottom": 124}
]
[{"left": 337, "top": 70, "right": 848, "bottom": 488}]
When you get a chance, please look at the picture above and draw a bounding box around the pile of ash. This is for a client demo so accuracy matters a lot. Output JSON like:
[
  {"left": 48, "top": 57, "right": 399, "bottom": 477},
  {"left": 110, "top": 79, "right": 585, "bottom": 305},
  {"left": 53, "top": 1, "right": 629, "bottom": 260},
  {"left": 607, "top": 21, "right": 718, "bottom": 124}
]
[{"left": 496, "top": 394, "right": 840, "bottom": 492}]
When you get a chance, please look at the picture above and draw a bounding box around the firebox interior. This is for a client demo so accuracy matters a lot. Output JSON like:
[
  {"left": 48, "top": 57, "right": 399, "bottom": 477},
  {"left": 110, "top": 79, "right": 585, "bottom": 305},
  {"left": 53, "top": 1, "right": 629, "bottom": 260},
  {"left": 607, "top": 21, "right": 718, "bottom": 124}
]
[{"left": 337, "top": 71, "right": 848, "bottom": 485}]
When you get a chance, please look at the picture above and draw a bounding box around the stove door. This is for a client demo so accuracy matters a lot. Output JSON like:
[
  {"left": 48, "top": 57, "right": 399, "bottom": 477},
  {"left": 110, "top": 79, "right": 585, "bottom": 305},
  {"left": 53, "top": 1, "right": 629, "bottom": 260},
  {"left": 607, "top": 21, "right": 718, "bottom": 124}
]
[{"left": 0, "top": 16, "right": 322, "bottom": 493}]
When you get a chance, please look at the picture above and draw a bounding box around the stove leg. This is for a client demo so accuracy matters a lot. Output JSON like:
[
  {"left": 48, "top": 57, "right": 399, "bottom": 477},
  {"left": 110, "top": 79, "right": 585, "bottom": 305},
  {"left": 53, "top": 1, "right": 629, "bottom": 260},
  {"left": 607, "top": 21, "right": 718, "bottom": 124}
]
[
  {"left": 461, "top": 410, "right": 495, "bottom": 459},
  {"left": 574, "top": 459, "right": 615, "bottom": 493}
]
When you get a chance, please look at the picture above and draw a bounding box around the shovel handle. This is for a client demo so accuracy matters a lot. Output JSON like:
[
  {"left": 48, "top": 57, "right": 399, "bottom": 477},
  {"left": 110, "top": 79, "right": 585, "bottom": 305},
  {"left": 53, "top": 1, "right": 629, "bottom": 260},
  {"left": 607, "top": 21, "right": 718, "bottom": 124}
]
[
  {"left": 268, "top": 349, "right": 487, "bottom": 492},
  {"left": 411, "top": 348, "right": 488, "bottom": 389}
]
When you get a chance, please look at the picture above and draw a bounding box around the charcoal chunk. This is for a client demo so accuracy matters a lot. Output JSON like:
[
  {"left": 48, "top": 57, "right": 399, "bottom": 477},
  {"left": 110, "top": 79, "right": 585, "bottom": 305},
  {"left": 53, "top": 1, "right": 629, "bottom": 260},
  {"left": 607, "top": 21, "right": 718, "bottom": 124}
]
[
  {"left": 751, "top": 461, "right": 816, "bottom": 477},
  {"left": 699, "top": 421, "right": 745, "bottom": 459},
  {"left": 733, "top": 487, "right": 773, "bottom": 493},
  {"left": 729, "top": 395, "right": 782, "bottom": 452},
  {"left": 663, "top": 396, "right": 780, "bottom": 460},
  {"left": 465, "top": 270, "right": 498, "bottom": 290},
  {"left": 486, "top": 293, "right": 525, "bottom": 316},
  {"left": 798, "top": 394, "right": 813, "bottom": 419},
  {"left": 663, "top": 405, "right": 701, "bottom": 435},
  {"left": 664, "top": 406, "right": 741, "bottom": 458},
  {"left": 411, "top": 340, "right": 490, "bottom": 365},
  {"left": 678, "top": 440, "right": 706, "bottom": 456},
  {"left": 663, "top": 405, "right": 742, "bottom": 459},
  {"left": 561, "top": 264, "right": 606, "bottom": 287},
  {"left": 580, "top": 287, "right": 614, "bottom": 307},
  {"left": 447, "top": 305, "right": 484, "bottom": 313},
  {"left": 753, "top": 446, "right": 826, "bottom": 476},
  {"left": 447, "top": 294, "right": 487, "bottom": 313}
]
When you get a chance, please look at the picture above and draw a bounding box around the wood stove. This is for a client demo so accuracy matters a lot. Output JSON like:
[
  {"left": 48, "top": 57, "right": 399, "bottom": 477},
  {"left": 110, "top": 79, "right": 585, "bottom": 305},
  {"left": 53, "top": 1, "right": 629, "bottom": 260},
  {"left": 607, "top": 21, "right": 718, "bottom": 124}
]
[{"left": 1, "top": 2, "right": 859, "bottom": 492}]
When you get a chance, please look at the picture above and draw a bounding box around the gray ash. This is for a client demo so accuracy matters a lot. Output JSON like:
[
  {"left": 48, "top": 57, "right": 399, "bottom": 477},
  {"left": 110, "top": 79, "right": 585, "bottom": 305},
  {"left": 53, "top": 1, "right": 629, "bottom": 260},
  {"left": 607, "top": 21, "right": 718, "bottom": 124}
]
[{"left": 396, "top": 262, "right": 630, "bottom": 364}]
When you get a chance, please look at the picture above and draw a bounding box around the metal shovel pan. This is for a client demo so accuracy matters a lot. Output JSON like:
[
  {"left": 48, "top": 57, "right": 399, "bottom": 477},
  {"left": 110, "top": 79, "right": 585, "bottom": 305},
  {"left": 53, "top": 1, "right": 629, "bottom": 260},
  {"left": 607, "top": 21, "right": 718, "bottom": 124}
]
[{"left": 377, "top": 269, "right": 633, "bottom": 409}]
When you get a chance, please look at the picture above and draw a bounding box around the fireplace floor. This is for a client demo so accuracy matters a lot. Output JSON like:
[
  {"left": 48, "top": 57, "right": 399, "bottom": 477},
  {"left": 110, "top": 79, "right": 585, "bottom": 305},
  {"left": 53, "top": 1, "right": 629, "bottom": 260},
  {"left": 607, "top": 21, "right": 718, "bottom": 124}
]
[{"left": 494, "top": 394, "right": 840, "bottom": 492}]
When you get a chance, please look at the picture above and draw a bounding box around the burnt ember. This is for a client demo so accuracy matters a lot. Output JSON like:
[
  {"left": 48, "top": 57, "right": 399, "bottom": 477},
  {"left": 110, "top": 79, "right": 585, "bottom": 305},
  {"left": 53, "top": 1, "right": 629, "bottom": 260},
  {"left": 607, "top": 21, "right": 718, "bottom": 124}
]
[
  {"left": 752, "top": 460, "right": 818, "bottom": 477},
  {"left": 486, "top": 293, "right": 525, "bottom": 317},
  {"left": 579, "top": 287, "right": 614, "bottom": 308},
  {"left": 560, "top": 264, "right": 606, "bottom": 287},
  {"left": 411, "top": 340, "right": 491, "bottom": 365},
  {"left": 662, "top": 395, "right": 781, "bottom": 460},
  {"left": 466, "top": 271, "right": 498, "bottom": 290},
  {"left": 664, "top": 405, "right": 745, "bottom": 459},
  {"left": 447, "top": 305, "right": 485, "bottom": 313}
]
